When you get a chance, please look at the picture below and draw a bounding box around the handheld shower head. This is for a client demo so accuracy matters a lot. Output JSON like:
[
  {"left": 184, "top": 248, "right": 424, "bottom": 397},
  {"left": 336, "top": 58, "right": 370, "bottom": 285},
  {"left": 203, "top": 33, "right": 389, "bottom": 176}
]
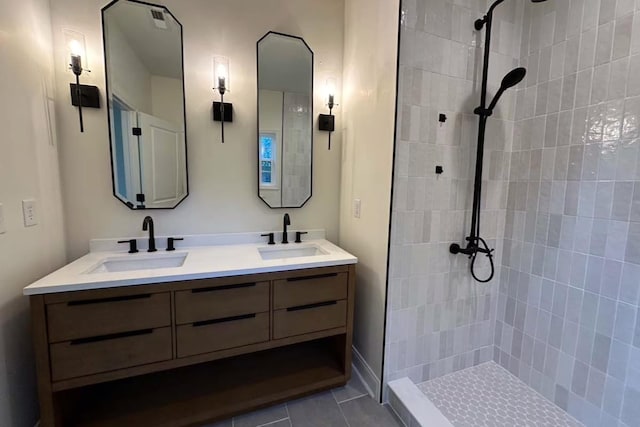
[
  {"left": 486, "top": 67, "right": 527, "bottom": 113},
  {"left": 500, "top": 67, "right": 527, "bottom": 90}
]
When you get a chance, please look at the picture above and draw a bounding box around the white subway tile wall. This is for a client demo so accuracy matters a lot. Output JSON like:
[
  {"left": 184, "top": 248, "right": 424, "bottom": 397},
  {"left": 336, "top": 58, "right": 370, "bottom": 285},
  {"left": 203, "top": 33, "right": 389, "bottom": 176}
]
[
  {"left": 497, "top": 1, "right": 640, "bottom": 426},
  {"left": 386, "top": 0, "right": 521, "bottom": 396},
  {"left": 387, "top": 1, "right": 640, "bottom": 426}
]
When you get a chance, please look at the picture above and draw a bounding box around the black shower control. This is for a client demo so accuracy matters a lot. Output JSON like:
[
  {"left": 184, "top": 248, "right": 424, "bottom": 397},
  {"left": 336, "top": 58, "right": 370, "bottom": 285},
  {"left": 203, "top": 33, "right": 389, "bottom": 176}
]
[
  {"left": 436, "top": 166, "right": 444, "bottom": 175},
  {"left": 439, "top": 113, "right": 447, "bottom": 123}
]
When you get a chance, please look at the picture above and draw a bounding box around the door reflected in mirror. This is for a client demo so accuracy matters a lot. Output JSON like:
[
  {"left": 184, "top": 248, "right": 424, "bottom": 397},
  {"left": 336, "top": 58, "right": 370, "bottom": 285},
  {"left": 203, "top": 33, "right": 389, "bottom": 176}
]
[
  {"left": 257, "top": 32, "right": 313, "bottom": 208},
  {"left": 103, "top": 0, "right": 188, "bottom": 209}
]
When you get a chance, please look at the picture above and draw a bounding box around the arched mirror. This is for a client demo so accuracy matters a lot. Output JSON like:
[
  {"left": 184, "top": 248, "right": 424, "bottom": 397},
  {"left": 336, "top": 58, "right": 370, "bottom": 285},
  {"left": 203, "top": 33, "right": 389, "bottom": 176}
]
[
  {"left": 102, "top": 0, "right": 188, "bottom": 209},
  {"left": 257, "top": 32, "right": 313, "bottom": 208}
]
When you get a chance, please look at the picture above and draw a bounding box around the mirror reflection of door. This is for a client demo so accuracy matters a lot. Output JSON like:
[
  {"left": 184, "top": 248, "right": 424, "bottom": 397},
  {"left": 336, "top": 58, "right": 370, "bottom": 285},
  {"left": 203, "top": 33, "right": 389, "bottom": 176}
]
[
  {"left": 257, "top": 32, "right": 313, "bottom": 209},
  {"left": 111, "top": 97, "right": 140, "bottom": 204},
  {"left": 138, "top": 112, "right": 186, "bottom": 208},
  {"left": 103, "top": 0, "right": 188, "bottom": 209}
]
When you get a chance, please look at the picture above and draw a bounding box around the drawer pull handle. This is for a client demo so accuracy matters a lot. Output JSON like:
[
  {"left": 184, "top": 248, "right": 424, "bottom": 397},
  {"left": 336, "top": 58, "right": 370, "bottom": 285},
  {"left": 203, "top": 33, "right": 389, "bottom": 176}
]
[
  {"left": 67, "top": 294, "right": 151, "bottom": 306},
  {"left": 286, "top": 273, "right": 338, "bottom": 282},
  {"left": 70, "top": 329, "right": 153, "bottom": 345},
  {"left": 193, "top": 313, "right": 256, "bottom": 327},
  {"left": 191, "top": 283, "right": 256, "bottom": 293},
  {"left": 287, "top": 301, "right": 337, "bottom": 312}
]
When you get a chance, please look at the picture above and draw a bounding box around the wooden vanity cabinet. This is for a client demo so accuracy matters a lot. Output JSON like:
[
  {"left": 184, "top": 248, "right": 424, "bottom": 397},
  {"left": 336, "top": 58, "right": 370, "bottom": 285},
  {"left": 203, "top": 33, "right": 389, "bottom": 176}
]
[{"left": 30, "top": 265, "right": 355, "bottom": 427}]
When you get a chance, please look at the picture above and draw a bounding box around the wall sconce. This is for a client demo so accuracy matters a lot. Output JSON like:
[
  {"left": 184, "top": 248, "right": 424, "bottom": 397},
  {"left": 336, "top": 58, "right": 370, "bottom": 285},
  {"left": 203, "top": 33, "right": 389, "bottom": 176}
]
[
  {"left": 212, "top": 56, "right": 233, "bottom": 143},
  {"left": 319, "top": 78, "right": 337, "bottom": 150},
  {"left": 64, "top": 29, "right": 100, "bottom": 133}
]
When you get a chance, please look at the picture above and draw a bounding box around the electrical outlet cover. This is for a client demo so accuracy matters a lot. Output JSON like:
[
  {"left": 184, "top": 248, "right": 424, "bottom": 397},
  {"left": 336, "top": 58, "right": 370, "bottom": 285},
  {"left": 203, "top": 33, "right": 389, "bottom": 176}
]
[
  {"left": 22, "top": 199, "right": 38, "bottom": 227},
  {"left": 353, "top": 199, "right": 362, "bottom": 219}
]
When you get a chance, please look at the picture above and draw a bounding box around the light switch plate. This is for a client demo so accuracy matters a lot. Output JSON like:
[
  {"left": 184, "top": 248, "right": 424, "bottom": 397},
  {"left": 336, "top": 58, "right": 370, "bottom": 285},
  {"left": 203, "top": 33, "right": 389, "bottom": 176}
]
[
  {"left": 353, "top": 199, "right": 362, "bottom": 219},
  {"left": 0, "top": 203, "right": 6, "bottom": 234},
  {"left": 22, "top": 199, "right": 38, "bottom": 227}
]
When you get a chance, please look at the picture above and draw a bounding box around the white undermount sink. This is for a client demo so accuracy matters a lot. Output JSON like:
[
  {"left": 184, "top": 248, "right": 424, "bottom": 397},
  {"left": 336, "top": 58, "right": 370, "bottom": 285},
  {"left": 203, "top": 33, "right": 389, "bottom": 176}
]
[
  {"left": 259, "top": 244, "right": 328, "bottom": 261},
  {"left": 86, "top": 253, "right": 188, "bottom": 274}
]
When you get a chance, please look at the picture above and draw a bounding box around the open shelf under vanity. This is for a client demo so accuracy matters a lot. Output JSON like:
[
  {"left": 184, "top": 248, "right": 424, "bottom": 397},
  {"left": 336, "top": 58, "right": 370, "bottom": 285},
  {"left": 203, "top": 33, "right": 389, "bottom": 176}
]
[{"left": 57, "top": 337, "right": 346, "bottom": 426}]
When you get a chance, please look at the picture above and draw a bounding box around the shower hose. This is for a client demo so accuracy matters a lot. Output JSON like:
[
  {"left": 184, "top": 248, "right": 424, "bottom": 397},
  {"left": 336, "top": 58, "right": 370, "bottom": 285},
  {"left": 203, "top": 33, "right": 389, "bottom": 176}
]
[{"left": 469, "top": 237, "right": 495, "bottom": 284}]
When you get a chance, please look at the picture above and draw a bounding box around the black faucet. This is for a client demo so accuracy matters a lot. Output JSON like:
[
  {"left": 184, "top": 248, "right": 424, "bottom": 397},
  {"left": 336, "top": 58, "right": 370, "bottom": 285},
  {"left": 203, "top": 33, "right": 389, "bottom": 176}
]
[
  {"left": 282, "top": 213, "right": 291, "bottom": 244},
  {"left": 142, "top": 216, "right": 157, "bottom": 252}
]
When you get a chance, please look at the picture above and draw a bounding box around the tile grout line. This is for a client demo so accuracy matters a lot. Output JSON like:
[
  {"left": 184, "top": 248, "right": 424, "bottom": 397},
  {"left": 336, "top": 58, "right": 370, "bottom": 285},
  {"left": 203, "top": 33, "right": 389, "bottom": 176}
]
[
  {"left": 334, "top": 392, "right": 369, "bottom": 405},
  {"left": 284, "top": 402, "right": 291, "bottom": 427},
  {"left": 331, "top": 389, "right": 339, "bottom": 405},
  {"left": 256, "top": 417, "right": 290, "bottom": 427},
  {"left": 335, "top": 396, "right": 354, "bottom": 427}
]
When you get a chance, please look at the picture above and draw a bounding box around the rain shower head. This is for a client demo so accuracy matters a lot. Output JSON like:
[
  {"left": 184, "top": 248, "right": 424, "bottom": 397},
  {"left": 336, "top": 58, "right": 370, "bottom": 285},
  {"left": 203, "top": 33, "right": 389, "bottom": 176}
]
[{"left": 486, "top": 67, "right": 527, "bottom": 112}]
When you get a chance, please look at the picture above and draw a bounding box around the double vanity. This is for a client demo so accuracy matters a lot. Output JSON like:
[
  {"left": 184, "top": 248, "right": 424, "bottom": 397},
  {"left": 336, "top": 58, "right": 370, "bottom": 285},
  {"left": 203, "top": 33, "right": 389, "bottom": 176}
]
[
  {"left": 25, "top": 228, "right": 357, "bottom": 426},
  {"left": 29, "top": 0, "right": 355, "bottom": 423}
]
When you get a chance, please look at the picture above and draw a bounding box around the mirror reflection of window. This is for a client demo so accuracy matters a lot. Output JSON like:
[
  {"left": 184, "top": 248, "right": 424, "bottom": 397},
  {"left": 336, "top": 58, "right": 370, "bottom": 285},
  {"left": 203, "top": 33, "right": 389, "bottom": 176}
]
[
  {"left": 260, "top": 133, "right": 277, "bottom": 187},
  {"left": 103, "top": 0, "right": 188, "bottom": 210}
]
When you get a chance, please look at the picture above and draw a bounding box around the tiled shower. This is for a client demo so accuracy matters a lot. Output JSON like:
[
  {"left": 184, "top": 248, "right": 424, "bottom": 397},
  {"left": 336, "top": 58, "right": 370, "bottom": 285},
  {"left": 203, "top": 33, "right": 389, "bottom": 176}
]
[{"left": 386, "top": 0, "right": 640, "bottom": 426}]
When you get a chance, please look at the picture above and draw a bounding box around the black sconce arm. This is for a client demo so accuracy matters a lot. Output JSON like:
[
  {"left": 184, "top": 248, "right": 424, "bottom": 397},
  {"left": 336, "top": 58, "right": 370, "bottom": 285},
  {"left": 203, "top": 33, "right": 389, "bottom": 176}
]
[
  {"left": 319, "top": 106, "right": 336, "bottom": 150},
  {"left": 69, "top": 58, "right": 100, "bottom": 133},
  {"left": 213, "top": 91, "right": 233, "bottom": 142}
]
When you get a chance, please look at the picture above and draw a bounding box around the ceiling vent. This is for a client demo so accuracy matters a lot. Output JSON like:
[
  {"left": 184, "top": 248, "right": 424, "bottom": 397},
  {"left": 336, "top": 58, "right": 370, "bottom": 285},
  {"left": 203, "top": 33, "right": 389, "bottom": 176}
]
[{"left": 150, "top": 9, "right": 167, "bottom": 30}]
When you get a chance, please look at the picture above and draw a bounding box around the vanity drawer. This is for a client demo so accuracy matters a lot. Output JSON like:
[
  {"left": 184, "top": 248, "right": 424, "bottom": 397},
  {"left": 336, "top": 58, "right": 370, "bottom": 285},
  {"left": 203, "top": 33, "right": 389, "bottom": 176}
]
[
  {"left": 175, "top": 281, "right": 269, "bottom": 325},
  {"left": 273, "top": 272, "right": 348, "bottom": 310},
  {"left": 177, "top": 312, "right": 269, "bottom": 358},
  {"left": 49, "top": 327, "right": 172, "bottom": 381},
  {"left": 47, "top": 292, "right": 171, "bottom": 343},
  {"left": 273, "top": 300, "right": 347, "bottom": 339}
]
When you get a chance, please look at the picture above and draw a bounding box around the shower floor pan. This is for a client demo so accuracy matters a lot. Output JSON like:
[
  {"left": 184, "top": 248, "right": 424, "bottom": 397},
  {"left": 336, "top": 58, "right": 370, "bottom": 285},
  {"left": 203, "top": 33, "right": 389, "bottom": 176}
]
[{"left": 389, "top": 362, "right": 582, "bottom": 427}]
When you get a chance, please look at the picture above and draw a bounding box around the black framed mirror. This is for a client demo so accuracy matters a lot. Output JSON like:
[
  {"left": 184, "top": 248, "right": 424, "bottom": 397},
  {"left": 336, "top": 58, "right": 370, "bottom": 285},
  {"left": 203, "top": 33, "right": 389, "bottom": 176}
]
[
  {"left": 102, "top": 0, "right": 188, "bottom": 209},
  {"left": 257, "top": 32, "right": 313, "bottom": 208}
]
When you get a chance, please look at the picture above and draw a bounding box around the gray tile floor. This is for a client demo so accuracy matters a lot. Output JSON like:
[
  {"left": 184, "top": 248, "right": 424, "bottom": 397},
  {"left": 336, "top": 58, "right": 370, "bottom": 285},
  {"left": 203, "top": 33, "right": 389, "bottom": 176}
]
[{"left": 203, "top": 375, "right": 403, "bottom": 427}]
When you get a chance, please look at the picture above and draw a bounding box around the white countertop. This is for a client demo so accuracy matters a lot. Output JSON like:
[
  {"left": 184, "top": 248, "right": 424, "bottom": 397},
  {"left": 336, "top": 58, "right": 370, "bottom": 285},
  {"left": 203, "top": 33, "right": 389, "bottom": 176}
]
[{"left": 24, "top": 231, "right": 357, "bottom": 296}]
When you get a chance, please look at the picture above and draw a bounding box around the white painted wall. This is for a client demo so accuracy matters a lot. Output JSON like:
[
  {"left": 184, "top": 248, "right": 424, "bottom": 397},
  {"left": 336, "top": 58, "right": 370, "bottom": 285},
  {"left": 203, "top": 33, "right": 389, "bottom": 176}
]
[
  {"left": 151, "top": 75, "right": 184, "bottom": 126},
  {"left": 0, "top": 0, "right": 67, "bottom": 425},
  {"left": 339, "top": 0, "right": 399, "bottom": 391},
  {"left": 106, "top": 20, "right": 152, "bottom": 113},
  {"left": 50, "top": 0, "right": 345, "bottom": 260}
]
